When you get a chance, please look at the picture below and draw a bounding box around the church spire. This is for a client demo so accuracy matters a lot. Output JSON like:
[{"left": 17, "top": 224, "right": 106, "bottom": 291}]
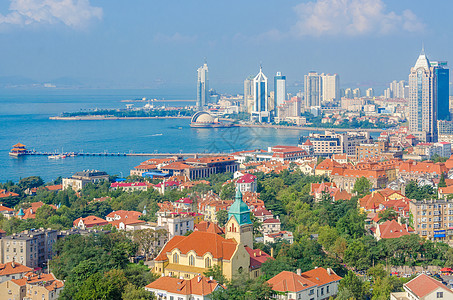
[{"left": 228, "top": 187, "right": 251, "bottom": 226}]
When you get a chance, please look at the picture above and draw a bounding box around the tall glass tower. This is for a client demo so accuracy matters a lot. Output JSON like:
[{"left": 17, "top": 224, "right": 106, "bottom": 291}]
[
  {"left": 274, "top": 72, "right": 286, "bottom": 108},
  {"left": 251, "top": 66, "right": 269, "bottom": 123},
  {"left": 197, "top": 62, "right": 209, "bottom": 109}
]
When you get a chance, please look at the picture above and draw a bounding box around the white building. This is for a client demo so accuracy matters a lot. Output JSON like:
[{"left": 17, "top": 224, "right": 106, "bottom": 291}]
[
  {"left": 197, "top": 62, "right": 209, "bottom": 109},
  {"left": 390, "top": 273, "right": 453, "bottom": 300},
  {"left": 236, "top": 173, "right": 257, "bottom": 193},
  {"left": 274, "top": 72, "right": 286, "bottom": 108},
  {"left": 157, "top": 214, "right": 194, "bottom": 238},
  {"left": 304, "top": 71, "right": 321, "bottom": 108},
  {"left": 62, "top": 170, "right": 109, "bottom": 191},
  {"left": 321, "top": 73, "right": 340, "bottom": 102}
]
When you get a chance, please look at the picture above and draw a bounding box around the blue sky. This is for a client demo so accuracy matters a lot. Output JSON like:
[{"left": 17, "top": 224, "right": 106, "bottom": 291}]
[{"left": 0, "top": 0, "right": 452, "bottom": 94}]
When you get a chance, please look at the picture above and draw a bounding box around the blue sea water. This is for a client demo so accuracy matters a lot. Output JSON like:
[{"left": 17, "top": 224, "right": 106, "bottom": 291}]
[{"left": 0, "top": 89, "right": 321, "bottom": 182}]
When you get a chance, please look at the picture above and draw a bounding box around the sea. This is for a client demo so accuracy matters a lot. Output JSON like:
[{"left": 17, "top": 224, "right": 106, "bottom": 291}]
[{"left": 0, "top": 88, "right": 379, "bottom": 183}]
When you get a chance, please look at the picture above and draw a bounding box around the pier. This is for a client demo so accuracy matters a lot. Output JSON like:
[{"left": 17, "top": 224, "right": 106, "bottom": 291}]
[{"left": 19, "top": 150, "right": 229, "bottom": 158}]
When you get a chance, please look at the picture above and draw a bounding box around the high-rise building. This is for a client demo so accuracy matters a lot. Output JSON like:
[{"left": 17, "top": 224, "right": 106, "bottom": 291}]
[
  {"left": 321, "top": 73, "right": 340, "bottom": 102},
  {"left": 366, "top": 88, "right": 374, "bottom": 98},
  {"left": 344, "top": 88, "right": 353, "bottom": 99},
  {"left": 408, "top": 50, "right": 447, "bottom": 142},
  {"left": 274, "top": 72, "right": 286, "bottom": 108},
  {"left": 197, "top": 62, "right": 209, "bottom": 109},
  {"left": 244, "top": 76, "right": 254, "bottom": 113},
  {"left": 304, "top": 71, "right": 321, "bottom": 108},
  {"left": 353, "top": 88, "right": 361, "bottom": 98},
  {"left": 251, "top": 66, "right": 269, "bottom": 123}
]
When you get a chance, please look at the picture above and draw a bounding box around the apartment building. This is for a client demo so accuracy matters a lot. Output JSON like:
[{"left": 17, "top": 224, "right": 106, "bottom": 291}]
[
  {"left": 303, "top": 131, "right": 370, "bottom": 156},
  {"left": 62, "top": 170, "right": 109, "bottom": 191},
  {"left": 0, "top": 229, "right": 57, "bottom": 269},
  {"left": 409, "top": 198, "right": 453, "bottom": 243}
]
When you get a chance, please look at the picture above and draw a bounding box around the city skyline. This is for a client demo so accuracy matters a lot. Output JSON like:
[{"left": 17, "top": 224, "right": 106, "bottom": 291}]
[{"left": 0, "top": 1, "right": 452, "bottom": 93}]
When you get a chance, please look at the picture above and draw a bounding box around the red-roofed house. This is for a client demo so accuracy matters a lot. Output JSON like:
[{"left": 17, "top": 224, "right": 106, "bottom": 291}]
[
  {"left": 0, "top": 272, "right": 64, "bottom": 300},
  {"left": 264, "top": 231, "right": 294, "bottom": 244},
  {"left": 110, "top": 182, "right": 148, "bottom": 192},
  {"left": 154, "top": 180, "right": 181, "bottom": 194},
  {"left": 17, "top": 202, "right": 58, "bottom": 220},
  {"left": 315, "top": 159, "right": 341, "bottom": 176},
  {"left": 390, "top": 273, "right": 453, "bottom": 300},
  {"left": 0, "top": 261, "right": 33, "bottom": 283},
  {"left": 73, "top": 216, "right": 108, "bottom": 229},
  {"left": 145, "top": 275, "right": 224, "bottom": 299},
  {"left": 0, "top": 189, "right": 19, "bottom": 199},
  {"left": 236, "top": 173, "right": 257, "bottom": 193},
  {"left": 375, "top": 220, "right": 411, "bottom": 240},
  {"left": 261, "top": 217, "right": 281, "bottom": 234},
  {"left": 105, "top": 210, "right": 144, "bottom": 230},
  {"left": 267, "top": 267, "right": 342, "bottom": 300},
  {"left": 194, "top": 221, "right": 224, "bottom": 235}
]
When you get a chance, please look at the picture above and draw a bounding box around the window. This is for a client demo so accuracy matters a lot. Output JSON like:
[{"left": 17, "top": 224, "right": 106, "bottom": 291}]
[
  {"left": 437, "top": 292, "right": 443, "bottom": 298},
  {"left": 189, "top": 255, "right": 195, "bottom": 266},
  {"left": 326, "top": 285, "right": 330, "bottom": 293},
  {"left": 205, "top": 257, "right": 211, "bottom": 268},
  {"left": 173, "top": 253, "right": 179, "bottom": 264},
  {"left": 321, "top": 287, "right": 324, "bottom": 295}
]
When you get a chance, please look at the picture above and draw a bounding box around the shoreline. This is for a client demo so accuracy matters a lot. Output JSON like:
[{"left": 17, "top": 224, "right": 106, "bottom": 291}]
[
  {"left": 49, "top": 116, "right": 192, "bottom": 120},
  {"left": 237, "top": 123, "right": 385, "bottom": 132}
]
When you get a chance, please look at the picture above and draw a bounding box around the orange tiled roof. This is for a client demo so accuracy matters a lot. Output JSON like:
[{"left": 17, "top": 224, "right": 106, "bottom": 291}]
[
  {"left": 332, "top": 189, "right": 352, "bottom": 201},
  {"left": 315, "top": 158, "right": 341, "bottom": 171},
  {"left": 194, "top": 221, "right": 225, "bottom": 235},
  {"left": 300, "top": 267, "right": 342, "bottom": 286},
  {"left": 0, "top": 261, "right": 32, "bottom": 276},
  {"left": 145, "top": 275, "right": 222, "bottom": 296},
  {"left": 154, "top": 231, "right": 237, "bottom": 261},
  {"left": 0, "top": 204, "right": 15, "bottom": 212},
  {"left": 73, "top": 215, "right": 108, "bottom": 227},
  {"left": 106, "top": 210, "right": 142, "bottom": 220},
  {"left": 45, "top": 184, "right": 62, "bottom": 191},
  {"left": 377, "top": 220, "right": 410, "bottom": 239},
  {"left": 405, "top": 274, "right": 451, "bottom": 298},
  {"left": 267, "top": 271, "right": 317, "bottom": 293},
  {"left": 12, "top": 273, "right": 62, "bottom": 289},
  {"left": 0, "top": 189, "right": 19, "bottom": 198},
  {"left": 245, "top": 246, "right": 272, "bottom": 269}
]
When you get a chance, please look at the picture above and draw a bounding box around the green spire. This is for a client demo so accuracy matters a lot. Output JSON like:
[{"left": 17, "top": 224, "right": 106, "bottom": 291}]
[{"left": 228, "top": 188, "right": 252, "bottom": 226}]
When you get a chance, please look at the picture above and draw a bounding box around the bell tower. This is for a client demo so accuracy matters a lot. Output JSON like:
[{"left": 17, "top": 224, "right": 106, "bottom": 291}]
[{"left": 225, "top": 189, "right": 254, "bottom": 248}]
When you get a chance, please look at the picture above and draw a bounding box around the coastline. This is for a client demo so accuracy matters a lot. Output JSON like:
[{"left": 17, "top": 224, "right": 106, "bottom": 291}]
[
  {"left": 237, "top": 123, "right": 385, "bottom": 132},
  {"left": 49, "top": 116, "right": 192, "bottom": 120}
]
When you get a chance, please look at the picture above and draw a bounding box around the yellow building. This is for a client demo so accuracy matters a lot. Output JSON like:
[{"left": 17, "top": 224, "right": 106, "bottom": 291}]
[{"left": 153, "top": 189, "right": 271, "bottom": 280}]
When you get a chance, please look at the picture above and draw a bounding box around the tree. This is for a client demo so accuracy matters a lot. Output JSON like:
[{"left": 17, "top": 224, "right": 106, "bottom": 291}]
[
  {"left": 122, "top": 283, "right": 155, "bottom": 300},
  {"left": 73, "top": 269, "right": 128, "bottom": 300},
  {"left": 19, "top": 176, "right": 44, "bottom": 189},
  {"left": 378, "top": 208, "right": 398, "bottom": 223},
  {"left": 220, "top": 182, "right": 235, "bottom": 200},
  {"left": 353, "top": 177, "right": 372, "bottom": 196},
  {"left": 439, "top": 173, "right": 447, "bottom": 188},
  {"left": 344, "top": 240, "right": 371, "bottom": 270},
  {"left": 216, "top": 210, "right": 229, "bottom": 227},
  {"left": 338, "top": 271, "right": 370, "bottom": 300},
  {"left": 132, "top": 229, "right": 167, "bottom": 260},
  {"left": 204, "top": 265, "right": 226, "bottom": 284},
  {"left": 211, "top": 275, "right": 274, "bottom": 300}
]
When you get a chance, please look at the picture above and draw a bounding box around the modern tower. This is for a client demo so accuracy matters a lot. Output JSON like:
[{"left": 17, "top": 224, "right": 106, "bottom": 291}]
[
  {"left": 244, "top": 76, "right": 254, "bottom": 113},
  {"left": 304, "top": 71, "right": 321, "bottom": 109},
  {"left": 321, "top": 73, "right": 340, "bottom": 102},
  {"left": 197, "top": 62, "right": 209, "bottom": 109},
  {"left": 274, "top": 72, "right": 286, "bottom": 108},
  {"left": 251, "top": 66, "right": 269, "bottom": 122},
  {"left": 408, "top": 49, "right": 446, "bottom": 142}
]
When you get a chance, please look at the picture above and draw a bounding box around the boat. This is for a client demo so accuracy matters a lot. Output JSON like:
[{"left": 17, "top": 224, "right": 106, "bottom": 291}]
[{"left": 48, "top": 154, "right": 66, "bottom": 159}]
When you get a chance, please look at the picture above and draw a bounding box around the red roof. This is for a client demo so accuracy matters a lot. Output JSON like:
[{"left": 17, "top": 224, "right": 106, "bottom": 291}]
[
  {"left": 145, "top": 275, "right": 222, "bottom": 296},
  {"left": 73, "top": 215, "right": 108, "bottom": 227},
  {"left": 405, "top": 274, "right": 452, "bottom": 298},
  {"left": 377, "top": 220, "right": 410, "bottom": 239},
  {"left": 0, "top": 261, "right": 32, "bottom": 276},
  {"left": 194, "top": 221, "right": 224, "bottom": 235},
  {"left": 237, "top": 173, "right": 257, "bottom": 184},
  {"left": 245, "top": 246, "right": 272, "bottom": 270},
  {"left": 154, "top": 231, "right": 237, "bottom": 261},
  {"left": 111, "top": 182, "right": 147, "bottom": 188},
  {"left": 267, "top": 271, "right": 318, "bottom": 293},
  {"left": 263, "top": 218, "right": 280, "bottom": 224},
  {"left": 105, "top": 210, "right": 142, "bottom": 220},
  {"left": 303, "top": 138, "right": 313, "bottom": 146},
  {"left": 300, "top": 267, "right": 342, "bottom": 286}
]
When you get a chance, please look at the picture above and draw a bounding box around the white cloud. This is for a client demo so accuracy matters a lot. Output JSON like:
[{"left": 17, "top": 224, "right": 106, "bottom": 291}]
[
  {"left": 291, "top": 0, "right": 425, "bottom": 37},
  {"left": 0, "top": 0, "right": 102, "bottom": 28},
  {"left": 154, "top": 32, "right": 197, "bottom": 43}
]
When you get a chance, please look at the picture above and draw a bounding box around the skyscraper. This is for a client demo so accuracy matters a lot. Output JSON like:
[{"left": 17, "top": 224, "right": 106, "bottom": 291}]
[
  {"left": 321, "top": 73, "right": 340, "bottom": 102},
  {"left": 274, "top": 72, "right": 286, "bottom": 108},
  {"left": 304, "top": 71, "right": 320, "bottom": 109},
  {"left": 251, "top": 66, "right": 269, "bottom": 123},
  {"left": 366, "top": 88, "right": 374, "bottom": 98},
  {"left": 408, "top": 49, "right": 448, "bottom": 142},
  {"left": 244, "top": 76, "right": 254, "bottom": 113},
  {"left": 196, "top": 62, "right": 209, "bottom": 109}
]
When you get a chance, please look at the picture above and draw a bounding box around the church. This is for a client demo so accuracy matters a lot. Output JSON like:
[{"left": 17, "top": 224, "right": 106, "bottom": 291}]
[{"left": 153, "top": 189, "right": 272, "bottom": 280}]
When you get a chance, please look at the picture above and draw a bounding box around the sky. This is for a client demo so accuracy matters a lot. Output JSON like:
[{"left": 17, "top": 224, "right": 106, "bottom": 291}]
[{"left": 0, "top": 0, "right": 452, "bottom": 95}]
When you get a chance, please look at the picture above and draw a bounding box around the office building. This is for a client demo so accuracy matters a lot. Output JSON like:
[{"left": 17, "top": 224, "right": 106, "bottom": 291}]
[
  {"left": 274, "top": 72, "right": 286, "bottom": 108},
  {"left": 408, "top": 49, "right": 447, "bottom": 142},
  {"left": 197, "top": 62, "right": 209, "bottom": 109},
  {"left": 251, "top": 66, "right": 270, "bottom": 122},
  {"left": 304, "top": 71, "right": 321, "bottom": 108}
]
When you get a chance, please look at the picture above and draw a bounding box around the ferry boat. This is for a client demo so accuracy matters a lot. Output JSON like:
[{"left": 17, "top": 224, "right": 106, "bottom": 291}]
[{"left": 9, "top": 143, "right": 27, "bottom": 157}]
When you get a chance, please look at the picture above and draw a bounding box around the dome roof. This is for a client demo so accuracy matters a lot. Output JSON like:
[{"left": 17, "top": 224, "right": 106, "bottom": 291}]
[{"left": 191, "top": 112, "right": 214, "bottom": 123}]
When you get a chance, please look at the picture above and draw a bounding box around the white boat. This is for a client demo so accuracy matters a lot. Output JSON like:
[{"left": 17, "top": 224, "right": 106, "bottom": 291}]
[{"left": 48, "top": 154, "right": 66, "bottom": 159}]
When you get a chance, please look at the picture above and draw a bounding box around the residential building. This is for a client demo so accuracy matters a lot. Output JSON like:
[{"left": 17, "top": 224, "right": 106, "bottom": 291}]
[
  {"left": 62, "top": 170, "right": 109, "bottom": 191},
  {"left": 145, "top": 275, "right": 224, "bottom": 300},
  {"left": 160, "top": 156, "right": 238, "bottom": 180},
  {"left": 303, "top": 131, "right": 371, "bottom": 156},
  {"left": 110, "top": 182, "right": 148, "bottom": 192},
  {"left": 0, "top": 272, "right": 64, "bottom": 300},
  {"left": 390, "top": 274, "right": 453, "bottom": 300},
  {"left": 261, "top": 217, "right": 281, "bottom": 235},
  {"left": 244, "top": 76, "right": 255, "bottom": 113},
  {"left": 251, "top": 66, "right": 270, "bottom": 122},
  {"left": 353, "top": 88, "right": 361, "bottom": 98},
  {"left": 366, "top": 88, "right": 374, "bottom": 98},
  {"left": 267, "top": 267, "right": 342, "bottom": 300},
  {"left": 321, "top": 73, "right": 340, "bottom": 102},
  {"left": 73, "top": 215, "right": 108, "bottom": 229},
  {"left": 0, "top": 261, "right": 32, "bottom": 283},
  {"left": 197, "top": 62, "right": 209, "bottom": 109},
  {"left": 0, "top": 229, "right": 57, "bottom": 269},
  {"left": 157, "top": 213, "right": 194, "bottom": 239},
  {"left": 374, "top": 220, "right": 412, "bottom": 241},
  {"left": 330, "top": 167, "right": 388, "bottom": 193},
  {"left": 197, "top": 192, "right": 232, "bottom": 223},
  {"left": 409, "top": 198, "right": 453, "bottom": 243},
  {"left": 264, "top": 231, "right": 294, "bottom": 244},
  {"left": 236, "top": 173, "right": 257, "bottom": 193},
  {"left": 152, "top": 190, "right": 272, "bottom": 280}
]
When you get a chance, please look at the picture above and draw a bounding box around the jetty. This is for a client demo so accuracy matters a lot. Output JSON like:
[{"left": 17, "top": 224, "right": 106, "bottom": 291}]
[{"left": 13, "top": 149, "right": 229, "bottom": 158}]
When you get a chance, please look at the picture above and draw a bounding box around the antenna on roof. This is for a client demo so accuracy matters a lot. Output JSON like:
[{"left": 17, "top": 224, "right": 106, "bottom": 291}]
[{"left": 421, "top": 42, "right": 425, "bottom": 55}]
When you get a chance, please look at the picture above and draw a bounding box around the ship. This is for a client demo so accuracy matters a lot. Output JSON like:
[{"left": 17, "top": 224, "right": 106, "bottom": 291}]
[{"left": 9, "top": 143, "right": 27, "bottom": 157}]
